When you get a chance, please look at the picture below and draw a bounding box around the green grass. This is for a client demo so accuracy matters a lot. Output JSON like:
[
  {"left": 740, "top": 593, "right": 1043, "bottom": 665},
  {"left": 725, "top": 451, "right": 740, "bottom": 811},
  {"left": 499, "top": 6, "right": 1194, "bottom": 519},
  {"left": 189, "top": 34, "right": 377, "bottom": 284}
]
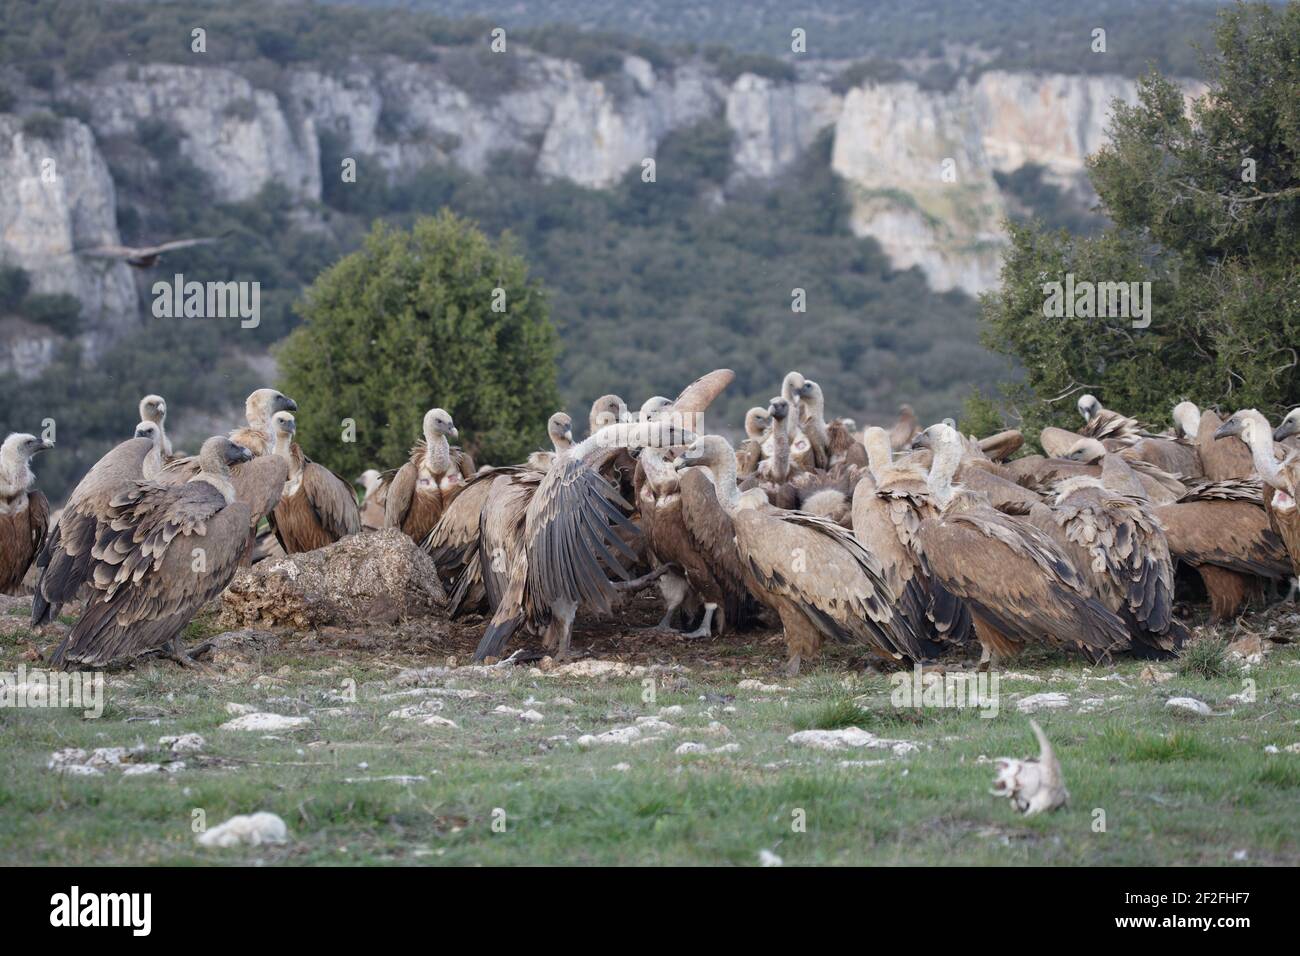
[{"left": 1, "top": 619, "right": 1298, "bottom": 866}]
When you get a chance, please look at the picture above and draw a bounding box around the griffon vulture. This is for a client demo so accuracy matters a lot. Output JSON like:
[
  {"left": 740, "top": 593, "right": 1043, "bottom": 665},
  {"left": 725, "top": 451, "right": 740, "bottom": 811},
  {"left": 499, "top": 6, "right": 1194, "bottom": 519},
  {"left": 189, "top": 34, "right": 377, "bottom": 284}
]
[
  {"left": 0, "top": 433, "right": 53, "bottom": 594},
  {"left": 383, "top": 408, "right": 475, "bottom": 545},
  {"left": 33, "top": 436, "right": 155, "bottom": 625},
  {"left": 160, "top": 388, "right": 297, "bottom": 476},
  {"left": 357, "top": 469, "right": 386, "bottom": 530},
  {"left": 912, "top": 424, "right": 1131, "bottom": 667},
  {"left": 678, "top": 434, "right": 928, "bottom": 676},
  {"left": 76, "top": 235, "right": 226, "bottom": 269},
  {"left": 48, "top": 438, "right": 257, "bottom": 668},
  {"left": 266, "top": 412, "right": 362, "bottom": 554},
  {"left": 138, "top": 394, "right": 174, "bottom": 459},
  {"left": 1217, "top": 409, "right": 1300, "bottom": 578},
  {"left": 736, "top": 406, "right": 772, "bottom": 476},
  {"left": 472, "top": 370, "right": 734, "bottom": 661},
  {"left": 1076, "top": 394, "right": 1149, "bottom": 445},
  {"left": 851, "top": 427, "right": 972, "bottom": 652},
  {"left": 135, "top": 421, "right": 164, "bottom": 479}
]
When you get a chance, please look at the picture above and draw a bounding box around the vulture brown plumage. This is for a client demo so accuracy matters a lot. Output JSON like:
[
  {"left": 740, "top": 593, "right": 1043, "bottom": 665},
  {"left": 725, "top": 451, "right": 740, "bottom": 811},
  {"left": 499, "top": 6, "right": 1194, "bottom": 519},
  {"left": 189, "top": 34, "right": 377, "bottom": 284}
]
[
  {"left": 0, "top": 433, "right": 53, "bottom": 594},
  {"left": 912, "top": 424, "right": 1131, "bottom": 666},
  {"left": 266, "top": 412, "right": 361, "bottom": 554},
  {"left": 48, "top": 438, "right": 258, "bottom": 668},
  {"left": 679, "top": 434, "right": 928, "bottom": 676}
]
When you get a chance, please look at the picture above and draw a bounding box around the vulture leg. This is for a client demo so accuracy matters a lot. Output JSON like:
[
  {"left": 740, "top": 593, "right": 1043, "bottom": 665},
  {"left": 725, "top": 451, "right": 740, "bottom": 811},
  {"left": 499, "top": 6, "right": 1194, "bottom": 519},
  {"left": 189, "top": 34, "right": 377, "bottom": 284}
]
[
  {"left": 681, "top": 602, "right": 717, "bottom": 640},
  {"left": 777, "top": 600, "right": 822, "bottom": 676},
  {"left": 158, "top": 634, "right": 211, "bottom": 669},
  {"left": 1196, "top": 565, "right": 1257, "bottom": 622},
  {"left": 654, "top": 571, "right": 690, "bottom": 630},
  {"left": 550, "top": 599, "right": 579, "bottom": 661}
]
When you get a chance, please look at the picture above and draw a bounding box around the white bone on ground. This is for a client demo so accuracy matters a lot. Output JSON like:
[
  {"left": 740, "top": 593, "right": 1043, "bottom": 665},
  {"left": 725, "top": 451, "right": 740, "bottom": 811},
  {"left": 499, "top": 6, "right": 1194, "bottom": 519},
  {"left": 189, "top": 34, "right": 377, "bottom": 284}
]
[{"left": 197, "top": 812, "right": 289, "bottom": 848}]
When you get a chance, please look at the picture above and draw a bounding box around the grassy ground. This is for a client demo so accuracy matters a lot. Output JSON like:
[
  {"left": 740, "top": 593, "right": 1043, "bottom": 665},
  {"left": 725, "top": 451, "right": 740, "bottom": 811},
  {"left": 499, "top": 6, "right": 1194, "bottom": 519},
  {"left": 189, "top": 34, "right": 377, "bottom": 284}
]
[{"left": 1, "top": 594, "right": 1298, "bottom": 866}]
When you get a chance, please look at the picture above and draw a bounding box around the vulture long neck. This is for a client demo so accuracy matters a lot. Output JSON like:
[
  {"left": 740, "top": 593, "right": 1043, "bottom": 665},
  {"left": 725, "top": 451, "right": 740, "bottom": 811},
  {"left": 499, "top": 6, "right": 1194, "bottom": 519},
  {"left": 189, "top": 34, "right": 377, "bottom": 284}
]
[
  {"left": 708, "top": 454, "right": 742, "bottom": 513},
  {"left": 640, "top": 448, "right": 679, "bottom": 495},
  {"left": 423, "top": 429, "right": 452, "bottom": 474},
  {"left": 0, "top": 446, "right": 32, "bottom": 500},
  {"left": 192, "top": 458, "right": 236, "bottom": 504},
  {"left": 926, "top": 437, "right": 963, "bottom": 507},
  {"left": 769, "top": 418, "right": 791, "bottom": 481},
  {"left": 1242, "top": 418, "right": 1286, "bottom": 491}
]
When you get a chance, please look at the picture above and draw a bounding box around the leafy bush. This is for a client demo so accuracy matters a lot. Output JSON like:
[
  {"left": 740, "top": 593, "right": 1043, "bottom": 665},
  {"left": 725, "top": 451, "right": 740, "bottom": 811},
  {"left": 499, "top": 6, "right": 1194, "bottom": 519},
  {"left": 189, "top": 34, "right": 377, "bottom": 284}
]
[
  {"left": 278, "top": 211, "right": 560, "bottom": 473},
  {"left": 21, "top": 294, "right": 81, "bottom": 335}
]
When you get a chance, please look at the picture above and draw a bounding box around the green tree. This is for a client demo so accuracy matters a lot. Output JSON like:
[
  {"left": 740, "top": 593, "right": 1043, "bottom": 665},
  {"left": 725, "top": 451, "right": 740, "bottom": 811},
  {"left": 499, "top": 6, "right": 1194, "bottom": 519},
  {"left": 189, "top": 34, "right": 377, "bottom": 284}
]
[
  {"left": 277, "top": 211, "right": 560, "bottom": 478},
  {"left": 980, "top": 1, "right": 1300, "bottom": 441}
]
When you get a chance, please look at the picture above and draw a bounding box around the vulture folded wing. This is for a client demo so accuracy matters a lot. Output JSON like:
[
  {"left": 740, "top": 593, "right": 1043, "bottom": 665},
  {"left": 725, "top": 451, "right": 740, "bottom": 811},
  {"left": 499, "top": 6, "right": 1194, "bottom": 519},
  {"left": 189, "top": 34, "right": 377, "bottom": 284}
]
[
  {"left": 736, "top": 509, "right": 927, "bottom": 660},
  {"left": 674, "top": 466, "right": 753, "bottom": 626},
  {"left": 230, "top": 456, "right": 291, "bottom": 524},
  {"left": 303, "top": 461, "right": 362, "bottom": 540},
  {"left": 33, "top": 438, "right": 154, "bottom": 624},
  {"left": 1, "top": 490, "right": 48, "bottom": 592},
  {"left": 50, "top": 482, "right": 251, "bottom": 667},
  {"left": 1154, "top": 501, "right": 1291, "bottom": 579},
  {"left": 917, "top": 508, "right": 1130, "bottom": 658},
  {"left": 382, "top": 462, "right": 418, "bottom": 530}
]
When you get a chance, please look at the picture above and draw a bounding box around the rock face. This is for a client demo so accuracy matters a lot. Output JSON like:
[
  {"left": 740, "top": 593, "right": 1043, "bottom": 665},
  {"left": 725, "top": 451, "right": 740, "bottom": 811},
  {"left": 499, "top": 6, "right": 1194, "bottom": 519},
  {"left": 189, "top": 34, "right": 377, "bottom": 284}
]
[
  {"left": 0, "top": 114, "right": 137, "bottom": 358},
  {"left": 220, "top": 529, "right": 446, "bottom": 629},
  {"left": 3, "top": 48, "right": 1203, "bottom": 355}
]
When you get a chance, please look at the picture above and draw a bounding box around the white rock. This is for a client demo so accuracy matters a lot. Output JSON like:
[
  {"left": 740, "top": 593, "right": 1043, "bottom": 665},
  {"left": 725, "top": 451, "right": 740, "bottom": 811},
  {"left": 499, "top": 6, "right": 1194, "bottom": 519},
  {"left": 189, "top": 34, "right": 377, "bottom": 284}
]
[
  {"left": 1017, "top": 693, "right": 1070, "bottom": 713},
  {"left": 197, "top": 811, "right": 289, "bottom": 848},
  {"left": 577, "top": 726, "right": 643, "bottom": 748},
  {"left": 675, "top": 742, "right": 708, "bottom": 755},
  {"left": 1165, "top": 697, "right": 1212, "bottom": 716},
  {"left": 159, "top": 734, "right": 205, "bottom": 754},
  {"left": 219, "top": 713, "right": 312, "bottom": 732},
  {"left": 224, "top": 702, "right": 258, "bottom": 716},
  {"left": 420, "top": 715, "right": 459, "bottom": 728},
  {"left": 738, "top": 679, "right": 791, "bottom": 693},
  {"left": 758, "top": 849, "right": 784, "bottom": 867},
  {"left": 787, "top": 727, "right": 914, "bottom": 753}
]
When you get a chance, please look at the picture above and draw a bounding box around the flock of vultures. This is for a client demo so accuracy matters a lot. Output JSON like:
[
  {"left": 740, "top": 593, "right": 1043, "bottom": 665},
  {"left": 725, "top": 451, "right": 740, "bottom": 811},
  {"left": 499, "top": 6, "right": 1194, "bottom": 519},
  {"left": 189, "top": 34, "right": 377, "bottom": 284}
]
[{"left": 2, "top": 369, "right": 1300, "bottom": 677}]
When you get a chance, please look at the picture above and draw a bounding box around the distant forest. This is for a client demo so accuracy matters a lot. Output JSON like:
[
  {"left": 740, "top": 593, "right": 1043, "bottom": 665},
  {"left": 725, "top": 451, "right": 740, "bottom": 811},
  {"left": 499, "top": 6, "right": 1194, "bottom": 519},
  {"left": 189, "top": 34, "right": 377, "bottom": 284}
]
[{"left": 337, "top": 0, "right": 1236, "bottom": 78}]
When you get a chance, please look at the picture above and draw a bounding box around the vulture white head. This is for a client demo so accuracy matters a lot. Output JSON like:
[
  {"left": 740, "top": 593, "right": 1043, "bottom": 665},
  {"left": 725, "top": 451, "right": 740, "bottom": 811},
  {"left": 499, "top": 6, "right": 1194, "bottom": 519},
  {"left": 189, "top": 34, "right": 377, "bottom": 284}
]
[
  {"left": 744, "top": 407, "right": 773, "bottom": 439},
  {"left": 139, "top": 394, "right": 167, "bottom": 425},
  {"left": 548, "top": 412, "right": 574, "bottom": 450},
  {"left": 134, "top": 421, "right": 161, "bottom": 444},
  {"left": 271, "top": 410, "right": 297, "bottom": 455},
  {"left": 422, "top": 408, "right": 458, "bottom": 441},
  {"left": 0, "top": 432, "right": 53, "bottom": 491},
  {"left": 781, "top": 371, "right": 806, "bottom": 405},
  {"left": 677, "top": 434, "right": 734, "bottom": 473},
  {"left": 1274, "top": 408, "right": 1300, "bottom": 443},
  {"left": 357, "top": 469, "right": 382, "bottom": 497},
  {"left": 911, "top": 423, "right": 963, "bottom": 503},
  {"left": 247, "top": 389, "right": 297, "bottom": 430},
  {"left": 589, "top": 394, "right": 628, "bottom": 434},
  {"left": 841, "top": 418, "right": 857, "bottom": 433},
  {"left": 990, "top": 719, "right": 1068, "bottom": 816},
  {"left": 1171, "top": 400, "right": 1201, "bottom": 438},
  {"left": 1077, "top": 393, "right": 1102, "bottom": 422},
  {"left": 638, "top": 396, "right": 673, "bottom": 422},
  {"left": 1213, "top": 409, "right": 1271, "bottom": 449},
  {"left": 1062, "top": 437, "right": 1106, "bottom": 464}
]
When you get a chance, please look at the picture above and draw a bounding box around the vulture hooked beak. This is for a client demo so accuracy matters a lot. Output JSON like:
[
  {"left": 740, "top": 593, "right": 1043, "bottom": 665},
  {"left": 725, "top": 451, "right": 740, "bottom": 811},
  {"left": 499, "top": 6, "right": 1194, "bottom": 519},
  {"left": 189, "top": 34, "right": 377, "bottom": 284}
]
[
  {"left": 448, "top": 425, "right": 459, "bottom": 439},
  {"left": 910, "top": 431, "right": 933, "bottom": 450},
  {"left": 36, "top": 438, "right": 54, "bottom": 453},
  {"left": 275, "top": 394, "right": 298, "bottom": 414},
  {"left": 1274, "top": 417, "right": 1299, "bottom": 442},
  {"left": 1213, "top": 418, "right": 1243, "bottom": 440},
  {"left": 227, "top": 443, "right": 255, "bottom": 464}
]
